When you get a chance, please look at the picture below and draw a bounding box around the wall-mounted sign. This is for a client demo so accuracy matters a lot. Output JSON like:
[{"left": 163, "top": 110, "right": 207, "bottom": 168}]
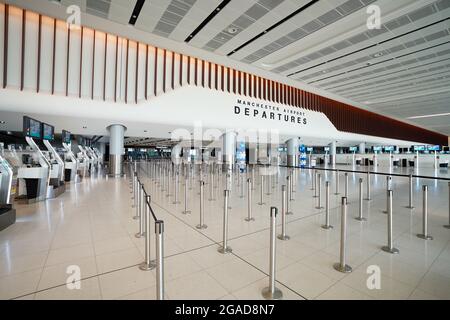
[{"left": 234, "top": 99, "right": 308, "bottom": 125}]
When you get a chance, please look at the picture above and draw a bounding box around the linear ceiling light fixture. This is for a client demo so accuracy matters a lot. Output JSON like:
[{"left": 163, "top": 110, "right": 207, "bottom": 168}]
[
  {"left": 184, "top": 0, "right": 232, "bottom": 43},
  {"left": 129, "top": 0, "right": 146, "bottom": 26},
  {"left": 227, "top": 0, "right": 319, "bottom": 57},
  {"left": 407, "top": 112, "right": 450, "bottom": 119}
]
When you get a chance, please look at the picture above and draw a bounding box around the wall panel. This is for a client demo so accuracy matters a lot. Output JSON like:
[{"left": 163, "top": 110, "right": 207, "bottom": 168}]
[{"left": 0, "top": 4, "right": 447, "bottom": 145}]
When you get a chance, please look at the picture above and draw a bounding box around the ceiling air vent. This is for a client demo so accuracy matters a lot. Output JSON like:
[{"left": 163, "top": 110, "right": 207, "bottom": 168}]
[{"left": 86, "top": 0, "right": 111, "bottom": 19}]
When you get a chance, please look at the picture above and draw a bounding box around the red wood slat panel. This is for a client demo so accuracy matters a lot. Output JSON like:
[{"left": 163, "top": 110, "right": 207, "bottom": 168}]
[
  {"left": 163, "top": 49, "right": 167, "bottom": 93},
  {"left": 238, "top": 71, "right": 241, "bottom": 95},
  {"left": 227, "top": 67, "right": 230, "bottom": 92},
  {"left": 215, "top": 64, "right": 218, "bottom": 90},
  {"left": 114, "top": 35, "right": 118, "bottom": 102},
  {"left": 79, "top": 27, "right": 84, "bottom": 98},
  {"left": 145, "top": 45, "right": 148, "bottom": 99},
  {"left": 171, "top": 51, "right": 175, "bottom": 90},
  {"left": 259, "top": 77, "right": 262, "bottom": 99},
  {"left": 135, "top": 42, "right": 139, "bottom": 103},
  {"left": 233, "top": 69, "right": 236, "bottom": 94},
  {"left": 3, "top": 4, "right": 8, "bottom": 89},
  {"left": 208, "top": 62, "right": 212, "bottom": 89},
  {"left": 103, "top": 33, "right": 107, "bottom": 100},
  {"left": 201, "top": 59, "right": 205, "bottom": 87},
  {"left": 187, "top": 56, "right": 191, "bottom": 85},
  {"left": 20, "top": 10, "right": 25, "bottom": 91},
  {"left": 179, "top": 53, "right": 183, "bottom": 87},
  {"left": 220, "top": 66, "right": 224, "bottom": 91},
  {"left": 243, "top": 72, "right": 247, "bottom": 96},
  {"left": 37, "top": 14, "right": 41, "bottom": 93},
  {"left": 51, "top": 19, "right": 56, "bottom": 94},
  {"left": 66, "top": 26, "right": 71, "bottom": 96},
  {"left": 124, "top": 38, "right": 128, "bottom": 102},
  {"left": 154, "top": 47, "right": 158, "bottom": 96},
  {"left": 194, "top": 58, "right": 198, "bottom": 86}
]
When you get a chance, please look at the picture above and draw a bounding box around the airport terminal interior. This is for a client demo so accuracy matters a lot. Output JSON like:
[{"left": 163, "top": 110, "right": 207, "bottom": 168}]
[{"left": 0, "top": 0, "right": 450, "bottom": 303}]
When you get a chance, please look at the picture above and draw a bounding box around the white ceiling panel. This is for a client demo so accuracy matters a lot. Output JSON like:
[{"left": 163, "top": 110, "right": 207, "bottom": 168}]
[{"left": 33, "top": 0, "right": 450, "bottom": 136}]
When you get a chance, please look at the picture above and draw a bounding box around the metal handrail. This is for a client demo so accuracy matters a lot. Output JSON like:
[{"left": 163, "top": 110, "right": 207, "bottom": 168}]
[{"left": 278, "top": 164, "right": 450, "bottom": 181}]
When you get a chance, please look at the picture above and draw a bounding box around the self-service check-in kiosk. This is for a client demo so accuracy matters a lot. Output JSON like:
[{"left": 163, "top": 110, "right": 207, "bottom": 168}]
[
  {"left": 61, "top": 130, "right": 80, "bottom": 183},
  {"left": 41, "top": 123, "right": 65, "bottom": 198},
  {"left": 16, "top": 116, "right": 50, "bottom": 203},
  {"left": 77, "top": 145, "right": 90, "bottom": 178},
  {"left": 0, "top": 151, "right": 16, "bottom": 231}
]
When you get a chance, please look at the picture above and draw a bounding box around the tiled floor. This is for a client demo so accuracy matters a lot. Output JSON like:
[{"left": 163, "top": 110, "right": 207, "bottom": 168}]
[{"left": 0, "top": 163, "right": 449, "bottom": 300}]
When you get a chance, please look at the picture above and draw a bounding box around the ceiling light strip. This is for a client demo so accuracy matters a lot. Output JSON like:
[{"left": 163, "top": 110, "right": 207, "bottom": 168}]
[
  {"left": 408, "top": 112, "right": 450, "bottom": 119},
  {"left": 288, "top": 17, "right": 450, "bottom": 77},
  {"left": 129, "top": 0, "right": 146, "bottom": 26},
  {"left": 226, "top": 0, "right": 319, "bottom": 57},
  {"left": 184, "top": 0, "right": 232, "bottom": 43},
  {"left": 307, "top": 40, "right": 450, "bottom": 84}
]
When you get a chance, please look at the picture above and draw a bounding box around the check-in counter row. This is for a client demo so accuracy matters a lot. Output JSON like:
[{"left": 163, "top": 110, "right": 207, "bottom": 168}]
[{"left": 334, "top": 153, "right": 450, "bottom": 168}]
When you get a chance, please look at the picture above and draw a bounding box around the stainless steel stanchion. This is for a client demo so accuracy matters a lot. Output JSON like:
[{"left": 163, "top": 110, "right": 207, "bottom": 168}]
[
  {"left": 311, "top": 169, "right": 315, "bottom": 190},
  {"left": 382, "top": 190, "right": 399, "bottom": 254},
  {"left": 383, "top": 176, "right": 392, "bottom": 214},
  {"left": 289, "top": 171, "right": 294, "bottom": 201},
  {"left": 286, "top": 175, "right": 293, "bottom": 215},
  {"left": 245, "top": 178, "right": 255, "bottom": 222},
  {"left": 196, "top": 181, "right": 207, "bottom": 229},
  {"left": 316, "top": 173, "right": 324, "bottom": 209},
  {"left": 173, "top": 170, "right": 180, "bottom": 204},
  {"left": 417, "top": 185, "right": 433, "bottom": 240},
  {"left": 335, "top": 170, "right": 340, "bottom": 195},
  {"left": 344, "top": 173, "right": 349, "bottom": 200},
  {"left": 155, "top": 220, "right": 165, "bottom": 300},
  {"left": 262, "top": 207, "right": 283, "bottom": 300},
  {"left": 278, "top": 185, "right": 290, "bottom": 240},
  {"left": 266, "top": 174, "right": 271, "bottom": 196},
  {"left": 333, "top": 197, "right": 352, "bottom": 273},
  {"left": 251, "top": 167, "right": 255, "bottom": 190},
  {"left": 258, "top": 175, "right": 265, "bottom": 205},
  {"left": 240, "top": 173, "right": 245, "bottom": 198},
  {"left": 218, "top": 190, "right": 232, "bottom": 254},
  {"left": 182, "top": 177, "right": 191, "bottom": 214},
  {"left": 313, "top": 171, "right": 318, "bottom": 198},
  {"left": 131, "top": 173, "right": 136, "bottom": 198},
  {"left": 322, "top": 181, "right": 333, "bottom": 229},
  {"left": 445, "top": 182, "right": 450, "bottom": 229},
  {"left": 135, "top": 183, "right": 145, "bottom": 238},
  {"left": 406, "top": 174, "right": 415, "bottom": 209},
  {"left": 365, "top": 171, "right": 371, "bottom": 200},
  {"left": 209, "top": 170, "right": 215, "bottom": 201},
  {"left": 355, "top": 178, "right": 366, "bottom": 221},
  {"left": 140, "top": 195, "right": 156, "bottom": 270}
]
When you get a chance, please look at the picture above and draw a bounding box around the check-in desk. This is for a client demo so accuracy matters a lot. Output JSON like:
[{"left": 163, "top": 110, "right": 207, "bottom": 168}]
[
  {"left": 0, "top": 155, "right": 16, "bottom": 231},
  {"left": 17, "top": 166, "right": 49, "bottom": 203}
]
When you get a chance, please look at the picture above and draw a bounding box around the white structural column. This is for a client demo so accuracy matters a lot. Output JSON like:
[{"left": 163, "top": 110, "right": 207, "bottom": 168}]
[
  {"left": 329, "top": 141, "right": 337, "bottom": 166},
  {"left": 108, "top": 124, "right": 126, "bottom": 177},
  {"left": 222, "top": 131, "right": 237, "bottom": 170},
  {"left": 359, "top": 142, "right": 366, "bottom": 154},
  {"left": 286, "top": 138, "right": 299, "bottom": 167},
  {"left": 171, "top": 144, "right": 182, "bottom": 165}
]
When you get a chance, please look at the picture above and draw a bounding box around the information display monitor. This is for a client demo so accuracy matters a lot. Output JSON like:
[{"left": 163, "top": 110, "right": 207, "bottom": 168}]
[
  {"left": 42, "top": 123, "right": 55, "bottom": 141},
  {"left": 23, "top": 116, "right": 42, "bottom": 139}
]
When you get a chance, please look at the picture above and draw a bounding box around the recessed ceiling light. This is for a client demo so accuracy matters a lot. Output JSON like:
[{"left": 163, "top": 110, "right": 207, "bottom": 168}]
[
  {"left": 372, "top": 52, "right": 383, "bottom": 58},
  {"left": 227, "top": 27, "right": 238, "bottom": 34}
]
